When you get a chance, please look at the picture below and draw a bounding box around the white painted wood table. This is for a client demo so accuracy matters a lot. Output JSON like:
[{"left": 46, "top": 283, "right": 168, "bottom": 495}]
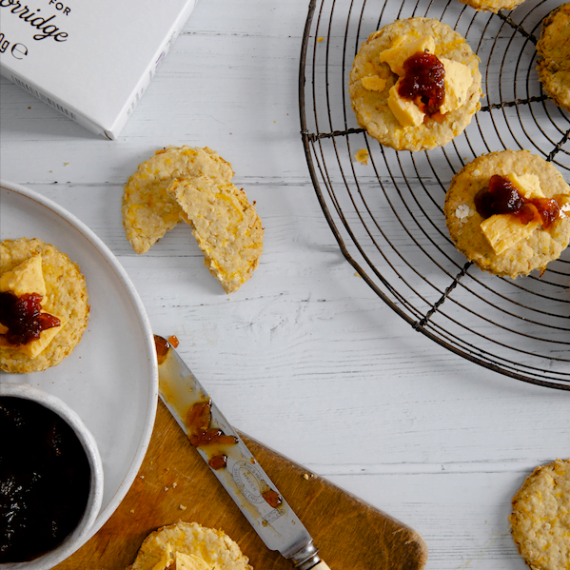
[{"left": 1, "top": 1, "right": 569, "bottom": 569}]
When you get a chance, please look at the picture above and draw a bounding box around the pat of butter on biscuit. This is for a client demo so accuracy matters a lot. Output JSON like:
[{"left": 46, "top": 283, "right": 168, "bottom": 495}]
[
  {"left": 439, "top": 57, "right": 473, "bottom": 115},
  {"left": 0, "top": 255, "right": 46, "bottom": 298},
  {"left": 388, "top": 83, "right": 425, "bottom": 127},
  {"left": 379, "top": 36, "right": 436, "bottom": 76},
  {"left": 480, "top": 174, "right": 548, "bottom": 254},
  {"left": 0, "top": 255, "right": 64, "bottom": 358},
  {"left": 481, "top": 212, "right": 541, "bottom": 254},
  {"left": 506, "top": 173, "right": 545, "bottom": 199}
]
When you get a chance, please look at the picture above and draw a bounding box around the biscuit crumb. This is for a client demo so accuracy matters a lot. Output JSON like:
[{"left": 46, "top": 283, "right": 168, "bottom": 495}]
[
  {"left": 317, "top": 36, "right": 324, "bottom": 42},
  {"left": 140, "top": 475, "right": 145, "bottom": 479},
  {"left": 302, "top": 473, "right": 310, "bottom": 480},
  {"left": 164, "top": 487, "right": 169, "bottom": 491},
  {"left": 179, "top": 504, "right": 187, "bottom": 510},
  {"left": 130, "top": 509, "right": 135, "bottom": 514},
  {"left": 172, "top": 482, "right": 177, "bottom": 488},
  {"left": 354, "top": 148, "right": 369, "bottom": 165}
]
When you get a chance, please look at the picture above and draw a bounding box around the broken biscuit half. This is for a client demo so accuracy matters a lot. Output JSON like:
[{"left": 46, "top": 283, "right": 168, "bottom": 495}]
[
  {"left": 122, "top": 146, "right": 234, "bottom": 254},
  {"left": 167, "top": 177, "right": 264, "bottom": 294}
]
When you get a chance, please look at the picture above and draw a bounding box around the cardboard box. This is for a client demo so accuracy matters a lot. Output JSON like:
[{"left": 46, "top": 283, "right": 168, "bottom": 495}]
[{"left": 0, "top": 0, "right": 197, "bottom": 139}]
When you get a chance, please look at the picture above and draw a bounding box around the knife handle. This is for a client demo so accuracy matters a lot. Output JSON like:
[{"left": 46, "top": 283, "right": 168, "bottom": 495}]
[{"left": 311, "top": 562, "right": 331, "bottom": 570}]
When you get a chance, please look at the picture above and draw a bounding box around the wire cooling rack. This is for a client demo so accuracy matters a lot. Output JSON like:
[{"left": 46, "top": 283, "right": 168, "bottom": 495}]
[{"left": 299, "top": 0, "right": 570, "bottom": 389}]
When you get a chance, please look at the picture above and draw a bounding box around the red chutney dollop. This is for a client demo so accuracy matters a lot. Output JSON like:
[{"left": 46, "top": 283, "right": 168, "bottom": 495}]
[
  {"left": 397, "top": 52, "right": 446, "bottom": 116},
  {"left": 0, "top": 291, "right": 60, "bottom": 346},
  {"left": 474, "top": 174, "right": 562, "bottom": 229}
]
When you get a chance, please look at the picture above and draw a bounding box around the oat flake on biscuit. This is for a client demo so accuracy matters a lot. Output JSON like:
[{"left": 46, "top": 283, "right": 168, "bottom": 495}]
[
  {"left": 509, "top": 459, "right": 570, "bottom": 570},
  {"left": 167, "top": 176, "right": 263, "bottom": 294},
  {"left": 122, "top": 146, "right": 234, "bottom": 254},
  {"left": 126, "top": 521, "right": 253, "bottom": 570}
]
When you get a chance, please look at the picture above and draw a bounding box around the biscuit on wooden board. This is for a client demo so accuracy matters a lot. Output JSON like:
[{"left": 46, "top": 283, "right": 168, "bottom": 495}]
[
  {"left": 167, "top": 177, "right": 264, "bottom": 294},
  {"left": 348, "top": 18, "right": 482, "bottom": 152},
  {"left": 509, "top": 459, "right": 570, "bottom": 570},
  {"left": 126, "top": 521, "right": 253, "bottom": 570},
  {"left": 0, "top": 237, "right": 89, "bottom": 373},
  {"left": 537, "top": 3, "right": 570, "bottom": 113},
  {"left": 122, "top": 146, "right": 234, "bottom": 254},
  {"left": 444, "top": 150, "right": 570, "bottom": 278}
]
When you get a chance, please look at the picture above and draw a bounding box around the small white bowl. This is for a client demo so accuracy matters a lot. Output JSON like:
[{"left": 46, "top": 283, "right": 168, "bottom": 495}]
[{"left": 0, "top": 383, "right": 104, "bottom": 570}]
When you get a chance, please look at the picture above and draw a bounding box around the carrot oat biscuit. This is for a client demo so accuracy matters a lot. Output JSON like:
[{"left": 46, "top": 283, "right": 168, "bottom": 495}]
[
  {"left": 444, "top": 150, "right": 570, "bottom": 278},
  {"left": 0, "top": 238, "right": 89, "bottom": 373},
  {"left": 536, "top": 3, "right": 570, "bottom": 113},
  {"left": 167, "top": 177, "right": 264, "bottom": 294},
  {"left": 348, "top": 18, "right": 482, "bottom": 151},
  {"left": 122, "top": 146, "right": 234, "bottom": 254},
  {"left": 458, "top": 0, "right": 525, "bottom": 13},
  {"left": 126, "top": 521, "right": 253, "bottom": 570},
  {"left": 509, "top": 459, "right": 570, "bottom": 570}
]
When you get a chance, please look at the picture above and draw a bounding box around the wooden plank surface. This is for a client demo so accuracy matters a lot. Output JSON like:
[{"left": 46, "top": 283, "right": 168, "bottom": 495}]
[{"left": 55, "top": 399, "right": 428, "bottom": 570}]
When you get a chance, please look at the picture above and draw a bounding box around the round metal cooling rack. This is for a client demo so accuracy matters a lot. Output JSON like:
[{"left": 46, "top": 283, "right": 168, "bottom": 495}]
[{"left": 299, "top": 0, "right": 570, "bottom": 389}]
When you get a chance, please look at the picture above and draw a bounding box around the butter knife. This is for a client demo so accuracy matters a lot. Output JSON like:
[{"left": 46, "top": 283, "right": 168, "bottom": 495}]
[{"left": 154, "top": 335, "right": 330, "bottom": 570}]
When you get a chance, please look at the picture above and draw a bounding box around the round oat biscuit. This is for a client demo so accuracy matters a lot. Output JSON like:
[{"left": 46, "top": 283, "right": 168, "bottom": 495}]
[
  {"left": 444, "top": 150, "right": 570, "bottom": 278},
  {"left": 167, "top": 177, "right": 264, "bottom": 294},
  {"left": 536, "top": 3, "right": 570, "bottom": 113},
  {"left": 122, "top": 146, "right": 234, "bottom": 254},
  {"left": 457, "top": 0, "right": 525, "bottom": 14},
  {"left": 348, "top": 18, "right": 482, "bottom": 152},
  {"left": 509, "top": 459, "right": 570, "bottom": 570},
  {"left": 126, "top": 521, "right": 253, "bottom": 570},
  {"left": 0, "top": 238, "right": 89, "bottom": 373}
]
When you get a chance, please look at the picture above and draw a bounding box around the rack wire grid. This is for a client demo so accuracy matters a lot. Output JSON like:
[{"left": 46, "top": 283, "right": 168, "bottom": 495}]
[{"left": 299, "top": 0, "right": 570, "bottom": 389}]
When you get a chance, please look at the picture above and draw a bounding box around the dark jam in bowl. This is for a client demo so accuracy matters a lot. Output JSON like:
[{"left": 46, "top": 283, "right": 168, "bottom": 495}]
[{"left": 0, "top": 396, "right": 91, "bottom": 562}]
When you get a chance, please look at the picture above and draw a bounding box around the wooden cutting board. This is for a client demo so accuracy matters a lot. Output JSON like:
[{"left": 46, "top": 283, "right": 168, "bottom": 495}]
[{"left": 55, "top": 399, "right": 428, "bottom": 570}]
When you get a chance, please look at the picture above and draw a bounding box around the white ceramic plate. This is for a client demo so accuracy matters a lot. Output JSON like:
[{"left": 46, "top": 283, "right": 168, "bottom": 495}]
[{"left": 0, "top": 180, "right": 158, "bottom": 555}]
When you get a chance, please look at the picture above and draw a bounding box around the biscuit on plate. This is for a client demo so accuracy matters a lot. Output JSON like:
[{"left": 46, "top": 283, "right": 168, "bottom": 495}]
[
  {"left": 444, "top": 150, "right": 570, "bottom": 278},
  {"left": 458, "top": 0, "right": 525, "bottom": 13},
  {"left": 126, "top": 521, "right": 253, "bottom": 570},
  {"left": 122, "top": 146, "right": 234, "bottom": 254},
  {"left": 348, "top": 18, "right": 482, "bottom": 152},
  {"left": 509, "top": 459, "right": 570, "bottom": 570},
  {"left": 536, "top": 3, "right": 570, "bottom": 113},
  {"left": 167, "top": 177, "right": 263, "bottom": 294},
  {"left": 0, "top": 238, "right": 89, "bottom": 373}
]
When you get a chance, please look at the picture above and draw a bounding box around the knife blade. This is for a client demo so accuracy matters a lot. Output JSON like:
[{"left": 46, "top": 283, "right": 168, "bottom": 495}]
[{"left": 154, "top": 335, "right": 330, "bottom": 570}]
